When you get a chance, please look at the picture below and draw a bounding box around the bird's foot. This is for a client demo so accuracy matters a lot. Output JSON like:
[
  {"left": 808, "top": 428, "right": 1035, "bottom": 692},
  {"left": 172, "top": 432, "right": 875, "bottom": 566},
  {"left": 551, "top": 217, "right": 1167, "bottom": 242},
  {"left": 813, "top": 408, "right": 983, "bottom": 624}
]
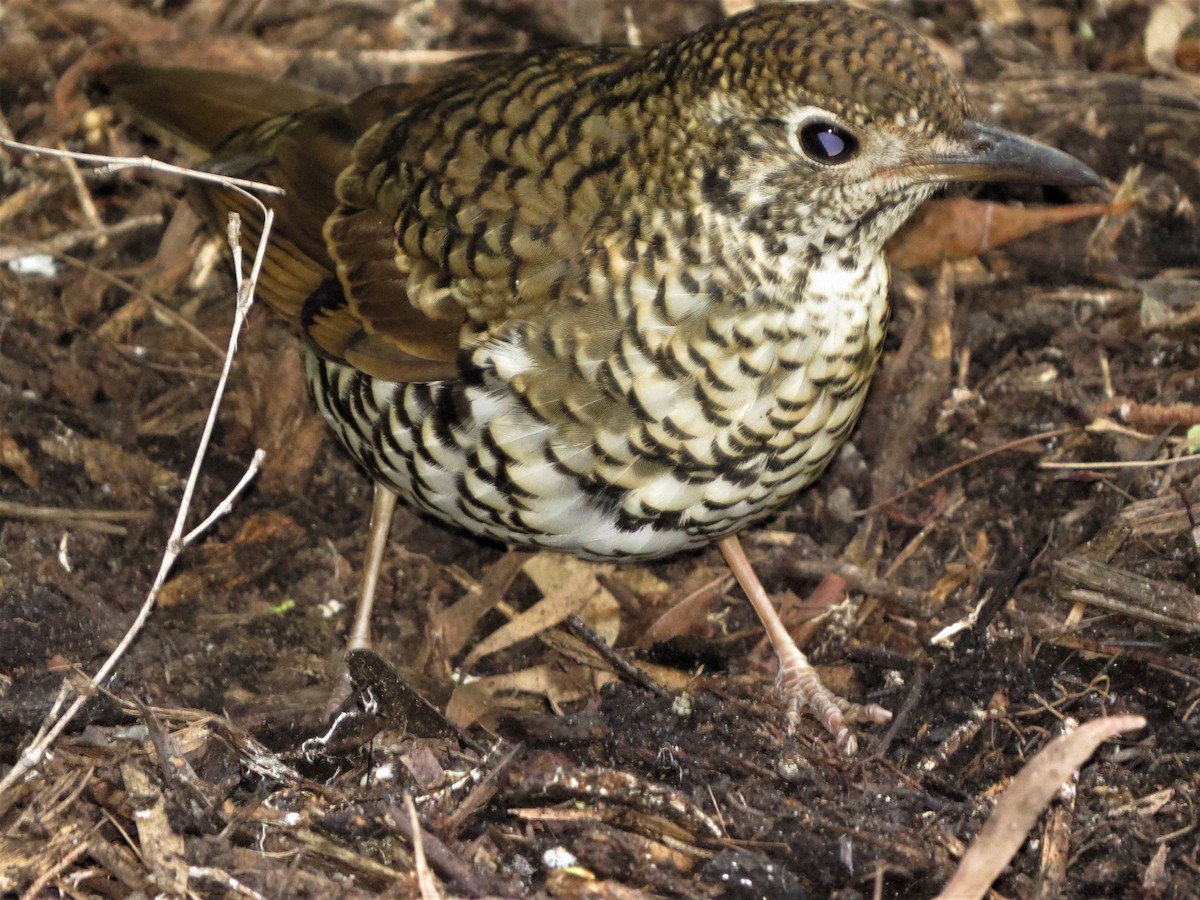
[
  {"left": 718, "top": 535, "right": 891, "bottom": 755},
  {"left": 775, "top": 650, "right": 892, "bottom": 756}
]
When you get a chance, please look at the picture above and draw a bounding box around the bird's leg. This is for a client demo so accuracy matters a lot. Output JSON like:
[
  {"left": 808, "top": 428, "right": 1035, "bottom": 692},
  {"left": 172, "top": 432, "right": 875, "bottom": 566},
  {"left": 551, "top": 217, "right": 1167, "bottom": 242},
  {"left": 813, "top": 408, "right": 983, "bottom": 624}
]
[
  {"left": 717, "top": 535, "right": 892, "bottom": 755},
  {"left": 348, "top": 485, "right": 399, "bottom": 652},
  {"left": 326, "top": 485, "right": 398, "bottom": 716}
]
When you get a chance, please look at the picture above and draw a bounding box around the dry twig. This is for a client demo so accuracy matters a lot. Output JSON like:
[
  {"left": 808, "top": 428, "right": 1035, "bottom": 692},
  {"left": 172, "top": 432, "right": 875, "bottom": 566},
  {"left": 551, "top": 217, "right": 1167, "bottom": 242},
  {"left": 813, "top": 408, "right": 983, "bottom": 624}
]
[{"left": 0, "top": 142, "right": 275, "bottom": 812}]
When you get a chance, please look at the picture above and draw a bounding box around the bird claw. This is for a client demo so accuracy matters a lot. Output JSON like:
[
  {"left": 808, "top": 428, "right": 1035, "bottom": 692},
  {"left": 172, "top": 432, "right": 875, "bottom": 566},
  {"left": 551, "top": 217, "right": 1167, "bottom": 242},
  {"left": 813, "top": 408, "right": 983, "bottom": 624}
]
[{"left": 776, "top": 663, "right": 892, "bottom": 757}]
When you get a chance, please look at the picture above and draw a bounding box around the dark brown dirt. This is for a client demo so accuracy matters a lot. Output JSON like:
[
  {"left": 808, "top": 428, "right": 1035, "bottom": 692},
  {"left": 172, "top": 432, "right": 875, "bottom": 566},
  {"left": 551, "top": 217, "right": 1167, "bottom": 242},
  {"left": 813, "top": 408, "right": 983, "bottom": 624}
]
[{"left": 2, "top": 1, "right": 1199, "bottom": 897}]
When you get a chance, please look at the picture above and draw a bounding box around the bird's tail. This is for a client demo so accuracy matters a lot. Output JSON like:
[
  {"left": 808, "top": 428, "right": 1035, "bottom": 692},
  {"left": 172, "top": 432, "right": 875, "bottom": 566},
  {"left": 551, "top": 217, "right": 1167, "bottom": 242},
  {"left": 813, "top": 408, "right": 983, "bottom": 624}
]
[
  {"left": 98, "top": 64, "right": 352, "bottom": 326},
  {"left": 100, "top": 63, "right": 334, "bottom": 154}
]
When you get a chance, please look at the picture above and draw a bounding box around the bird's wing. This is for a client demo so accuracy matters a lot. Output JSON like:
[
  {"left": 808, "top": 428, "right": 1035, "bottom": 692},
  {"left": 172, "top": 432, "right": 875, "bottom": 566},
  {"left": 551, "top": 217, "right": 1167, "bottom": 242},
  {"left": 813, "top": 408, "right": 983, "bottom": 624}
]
[
  {"left": 108, "top": 52, "right": 641, "bottom": 383},
  {"left": 315, "top": 48, "right": 641, "bottom": 382}
]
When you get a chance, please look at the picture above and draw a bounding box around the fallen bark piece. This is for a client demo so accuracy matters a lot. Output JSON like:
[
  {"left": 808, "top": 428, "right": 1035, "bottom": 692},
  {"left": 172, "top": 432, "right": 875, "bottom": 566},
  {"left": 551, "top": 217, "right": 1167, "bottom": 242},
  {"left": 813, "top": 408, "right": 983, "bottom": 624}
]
[{"left": 937, "top": 715, "right": 1146, "bottom": 900}]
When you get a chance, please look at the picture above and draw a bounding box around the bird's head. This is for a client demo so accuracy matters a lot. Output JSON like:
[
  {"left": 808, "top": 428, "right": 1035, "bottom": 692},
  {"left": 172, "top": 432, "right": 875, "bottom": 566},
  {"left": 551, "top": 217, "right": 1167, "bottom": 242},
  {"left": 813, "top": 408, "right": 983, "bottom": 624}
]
[{"left": 655, "top": 2, "right": 1101, "bottom": 255}]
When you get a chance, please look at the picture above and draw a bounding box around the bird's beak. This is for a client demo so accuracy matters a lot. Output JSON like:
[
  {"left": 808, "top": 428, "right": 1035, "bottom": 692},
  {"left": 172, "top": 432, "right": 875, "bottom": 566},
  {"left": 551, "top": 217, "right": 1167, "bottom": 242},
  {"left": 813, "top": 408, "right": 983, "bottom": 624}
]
[{"left": 906, "top": 120, "right": 1104, "bottom": 188}]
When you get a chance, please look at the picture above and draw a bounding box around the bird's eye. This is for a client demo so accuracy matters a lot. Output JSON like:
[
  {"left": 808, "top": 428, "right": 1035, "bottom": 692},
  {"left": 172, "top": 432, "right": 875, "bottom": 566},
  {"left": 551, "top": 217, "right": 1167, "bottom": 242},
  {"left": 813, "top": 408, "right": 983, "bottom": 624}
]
[{"left": 799, "top": 121, "right": 858, "bottom": 164}]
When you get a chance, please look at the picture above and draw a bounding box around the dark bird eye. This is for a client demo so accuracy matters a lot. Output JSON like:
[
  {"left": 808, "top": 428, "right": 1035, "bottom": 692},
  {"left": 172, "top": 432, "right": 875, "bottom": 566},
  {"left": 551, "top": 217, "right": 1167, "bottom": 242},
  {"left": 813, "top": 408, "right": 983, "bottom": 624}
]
[{"left": 799, "top": 122, "right": 858, "bottom": 164}]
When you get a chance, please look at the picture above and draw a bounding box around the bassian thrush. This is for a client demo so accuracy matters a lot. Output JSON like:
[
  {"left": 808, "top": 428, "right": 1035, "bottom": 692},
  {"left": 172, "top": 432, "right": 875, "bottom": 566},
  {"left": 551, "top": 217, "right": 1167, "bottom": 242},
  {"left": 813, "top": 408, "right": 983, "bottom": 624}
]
[{"left": 105, "top": 2, "right": 1101, "bottom": 752}]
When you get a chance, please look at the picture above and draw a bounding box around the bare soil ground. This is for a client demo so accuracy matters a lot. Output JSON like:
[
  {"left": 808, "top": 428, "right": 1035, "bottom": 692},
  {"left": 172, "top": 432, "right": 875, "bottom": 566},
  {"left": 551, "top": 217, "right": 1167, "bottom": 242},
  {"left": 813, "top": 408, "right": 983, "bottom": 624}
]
[{"left": 2, "top": 1, "right": 1199, "bottom": 896}]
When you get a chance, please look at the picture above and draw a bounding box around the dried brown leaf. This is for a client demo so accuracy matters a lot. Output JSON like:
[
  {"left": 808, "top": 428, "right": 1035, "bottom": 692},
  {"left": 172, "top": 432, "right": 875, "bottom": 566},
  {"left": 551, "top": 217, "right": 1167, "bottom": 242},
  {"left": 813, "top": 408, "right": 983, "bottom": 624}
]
[
  {"left": 886, "top": 197, "right": 1129, "bottom": 269},
  {"left": 640, "top": 568, "right": 731, "bottom": 648},
  {"left": 0, "top": 433, "right": 39, "bottom": 488},
  {"left": 1145, "top": 0, "right": 1200, "bottom": 86},
  {"left": 462, "top": 554, "right": 611, "bottom": 668}
]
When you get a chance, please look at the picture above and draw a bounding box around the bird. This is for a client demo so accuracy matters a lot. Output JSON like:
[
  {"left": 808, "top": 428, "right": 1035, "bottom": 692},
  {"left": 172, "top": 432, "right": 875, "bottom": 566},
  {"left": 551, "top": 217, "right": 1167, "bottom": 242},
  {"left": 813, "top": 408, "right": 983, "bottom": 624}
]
[{"left": 103, "top": 1, "right": 1101, "bottom": 753}]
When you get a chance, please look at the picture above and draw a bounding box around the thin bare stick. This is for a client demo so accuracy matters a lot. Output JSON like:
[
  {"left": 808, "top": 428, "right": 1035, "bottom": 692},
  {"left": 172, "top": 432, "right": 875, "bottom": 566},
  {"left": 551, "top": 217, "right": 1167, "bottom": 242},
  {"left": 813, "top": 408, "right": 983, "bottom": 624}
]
[
  {"left": 339, "top": 47, "right": 479, "bottom": 67},
  {"left": 0, "top": 215, "right": 163, "bottom": 263},
  {"left": 0, "top": 183, "right": 274, "bottom": 802},
  {"left": 0, "top": 138, "right": 284, "bottom": 197},
  {"left": 56, "top": 140, "right": 104, "bottom": 234},
  {"left": 1, "top": 139, "right": 273, "bottom": 357},
  {"left": 859, "top": 426, "right": 1079, "bottom": 514},
  {"left": 188, "top": 867, "right": 269, "bottom": 900},
  {"left": 182, "top": 449, "right": 265, "bottom": 547},
  {"left": 1041, "top": 457, "right": 1200, "bottom": 470},
  {"left": 0, "top": 500, "right": 151, "bottom": 525},
  {"left": 405, "top": 793, "right": 441, "bottom": 900}
]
